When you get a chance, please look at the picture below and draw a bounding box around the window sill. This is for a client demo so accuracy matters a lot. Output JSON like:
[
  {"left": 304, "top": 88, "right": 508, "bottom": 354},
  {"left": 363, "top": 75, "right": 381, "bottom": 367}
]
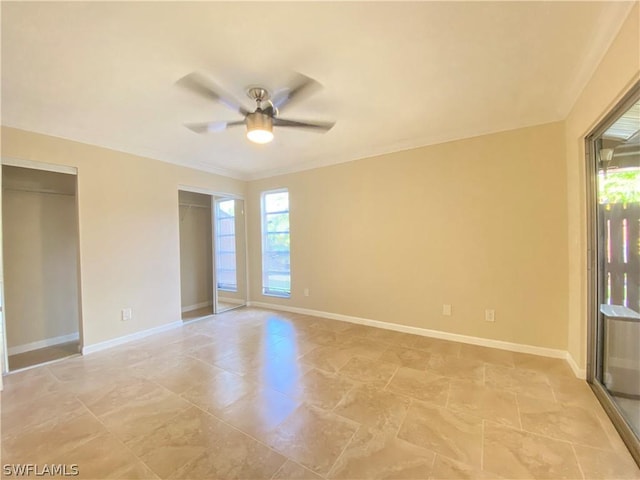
[{"left": 263, "top": 292, "right": 291, "bottom": 299}]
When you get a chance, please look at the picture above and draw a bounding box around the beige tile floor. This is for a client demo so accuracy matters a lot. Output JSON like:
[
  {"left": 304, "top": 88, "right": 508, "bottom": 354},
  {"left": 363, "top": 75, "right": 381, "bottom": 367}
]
[
  {"left": 2, "top": 308, "right": 639, "bottom": 479},
  {"left": 181, "top": 306, "right": 214, "bottom": 321}
]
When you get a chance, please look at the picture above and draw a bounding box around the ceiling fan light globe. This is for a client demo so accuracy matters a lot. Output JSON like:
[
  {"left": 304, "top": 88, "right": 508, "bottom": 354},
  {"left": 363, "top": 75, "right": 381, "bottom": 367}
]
[
  {"left": 247, "top": 129, "right": 274, "bottom": 144},
  {"left": 246, "top": 111, "right": 274, "bottom": 144}
]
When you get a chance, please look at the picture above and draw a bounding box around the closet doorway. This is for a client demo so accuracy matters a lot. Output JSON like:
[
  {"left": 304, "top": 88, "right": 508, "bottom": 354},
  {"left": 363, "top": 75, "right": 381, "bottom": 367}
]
[
  {"left": 178, "top": 189, "right": 246, "bottom": 321},
  {"left": 1, "top": 162, "right": 82, "bottom": 372}
]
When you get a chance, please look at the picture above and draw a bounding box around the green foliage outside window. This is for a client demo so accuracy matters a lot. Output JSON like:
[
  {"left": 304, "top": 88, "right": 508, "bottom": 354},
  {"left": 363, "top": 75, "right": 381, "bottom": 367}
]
[{"left": 599, "top": 169, "right": 640, "bottom": 204}]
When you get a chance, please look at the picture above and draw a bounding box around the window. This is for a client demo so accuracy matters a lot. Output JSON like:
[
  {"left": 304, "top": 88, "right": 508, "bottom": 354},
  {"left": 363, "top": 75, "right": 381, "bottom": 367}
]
[
  {"left": 215, "top": 199, "right": 237, "bottom": 291},
  {"left": 261, "top": 189, "right": 290, "bottom": 297}
]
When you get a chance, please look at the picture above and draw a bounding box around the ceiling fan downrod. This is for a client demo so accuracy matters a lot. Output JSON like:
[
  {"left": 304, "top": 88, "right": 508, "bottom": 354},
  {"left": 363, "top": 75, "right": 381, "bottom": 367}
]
[{"left": 247, "top": 87, "right": 270, "bottom": 110}]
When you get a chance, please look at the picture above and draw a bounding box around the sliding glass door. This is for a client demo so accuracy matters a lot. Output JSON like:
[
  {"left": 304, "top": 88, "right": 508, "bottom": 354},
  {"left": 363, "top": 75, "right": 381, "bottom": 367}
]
[{"left": 587, "top": 83, "right": 640, "bottom": 464}]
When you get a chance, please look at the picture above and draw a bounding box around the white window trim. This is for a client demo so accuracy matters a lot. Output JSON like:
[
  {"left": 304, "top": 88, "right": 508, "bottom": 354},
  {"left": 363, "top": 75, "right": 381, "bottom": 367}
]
[{"left": 261, "top": 188, "right": 291, "bottom": 298}]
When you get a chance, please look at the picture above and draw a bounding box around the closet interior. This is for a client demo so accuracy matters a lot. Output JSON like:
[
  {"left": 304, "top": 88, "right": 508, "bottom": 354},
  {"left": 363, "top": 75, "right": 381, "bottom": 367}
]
[{"left": 2, "top": 165, "right": 81, "bottom": 371}]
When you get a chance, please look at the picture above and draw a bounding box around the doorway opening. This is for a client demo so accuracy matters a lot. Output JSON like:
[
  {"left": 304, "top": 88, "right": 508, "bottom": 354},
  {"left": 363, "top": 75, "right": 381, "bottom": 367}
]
[
  {"left": 587, "top": 83, "right": 640, "bottom": 465},
  {"left": 179, "top": 190, "right": 214, "bottom": 321},
  {"left": 2, "top": 164, "right": 82, "bottom": 371},
  {"left": 178, "top": 189, "right": 247, "bottom": 322}
]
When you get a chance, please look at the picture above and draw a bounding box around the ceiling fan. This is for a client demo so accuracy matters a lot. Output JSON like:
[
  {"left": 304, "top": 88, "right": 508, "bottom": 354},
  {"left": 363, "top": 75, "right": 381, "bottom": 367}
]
[{"left": 177, "top": 72, "right": 335, "bottom": 144}]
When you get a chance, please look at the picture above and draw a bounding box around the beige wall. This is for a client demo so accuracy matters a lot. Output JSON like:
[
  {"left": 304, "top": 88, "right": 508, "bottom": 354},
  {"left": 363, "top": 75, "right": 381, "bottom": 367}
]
[
  {"left": 564, "top": 4, "right": 640, "bottom": 369},
  {"left": 248, "top": 122, "right": 569, "bottom": 349},
  {"left": 1, "top": 127, "right": 245, "bottom": 347},
  {"left": 178, "top": 191, "right": 213, "bottom": 311},
  {"left": 3, "top": 187, "right": 80, "bottom": 348},
  {"left": 0, "top": 164, "right": 3, "bottom": 382}
]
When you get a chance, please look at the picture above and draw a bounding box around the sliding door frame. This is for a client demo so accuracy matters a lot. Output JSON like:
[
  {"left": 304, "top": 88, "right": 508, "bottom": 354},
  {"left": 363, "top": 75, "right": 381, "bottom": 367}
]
[{"left": 585, "top": 81, "right": 640, "bottom": 465}]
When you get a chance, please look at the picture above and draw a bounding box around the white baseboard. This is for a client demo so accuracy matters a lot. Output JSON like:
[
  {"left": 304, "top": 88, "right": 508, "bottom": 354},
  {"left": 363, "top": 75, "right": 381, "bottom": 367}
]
[
  {"left": 82, "top": 321, "right": 182, "bottom": 355},
  {"left": 8, "top": 332, "right": 80, "bottom": 356},
  {"left": 181, "top": 301, "right": 212, "bottom": 313},
  {"left": 566, "top": 352, "right": 587, "bottom": 379},
  {"left": 248, "top": 301, "right": 570, "bottom": 361}
]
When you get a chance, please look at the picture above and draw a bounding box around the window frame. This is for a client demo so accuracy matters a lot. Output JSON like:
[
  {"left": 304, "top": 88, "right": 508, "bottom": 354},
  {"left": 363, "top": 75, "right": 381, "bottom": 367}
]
[{"left": 260, "top": 188, "right": 291, "bottom": 298}]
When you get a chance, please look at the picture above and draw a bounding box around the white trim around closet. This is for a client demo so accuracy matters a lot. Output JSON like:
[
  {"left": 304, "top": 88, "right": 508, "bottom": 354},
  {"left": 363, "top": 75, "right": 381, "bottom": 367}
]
[{"left": 2, "top": 157, "right": 77, "bottom": 175}]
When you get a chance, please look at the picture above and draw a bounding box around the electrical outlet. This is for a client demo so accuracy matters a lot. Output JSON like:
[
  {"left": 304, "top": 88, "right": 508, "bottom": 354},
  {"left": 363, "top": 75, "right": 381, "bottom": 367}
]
[
  {"left": 121, "top": 308, "right": 132, "bottom": 322},
  {"left": 485, "top": 309, "right": 495, "bottom": 322},
  {"left": 304, "top": 288, "right": 310, "bottom": 297},
  {"left": 442, "top": 304, "right": 452, "bottom": 316}
]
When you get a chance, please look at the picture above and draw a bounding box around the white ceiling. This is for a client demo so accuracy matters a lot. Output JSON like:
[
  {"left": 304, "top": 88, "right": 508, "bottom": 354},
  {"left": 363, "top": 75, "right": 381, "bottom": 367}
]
[{"left": 1, "top": 2, "right": 635, "bottom": 180}]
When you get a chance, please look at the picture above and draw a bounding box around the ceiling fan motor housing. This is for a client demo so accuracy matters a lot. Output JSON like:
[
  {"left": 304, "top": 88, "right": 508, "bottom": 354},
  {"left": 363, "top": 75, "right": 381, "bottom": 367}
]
[{"left": 246, "top": 110, "right": 273, "bottom": 131}]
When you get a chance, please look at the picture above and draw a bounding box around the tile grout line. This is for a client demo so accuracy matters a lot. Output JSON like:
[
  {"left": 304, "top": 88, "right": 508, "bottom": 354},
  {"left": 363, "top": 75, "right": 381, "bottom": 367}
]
[
  {"left": 444, "top": 380, "right": 452, "bottom": 409},
  {"left": 395, "top": 397, "right": 413, "bottom": 438},
  {"left": 509, "top": 388, "right": 619, "bottom": 451},
  {"left": 514, "top": 393, "right": 524, "bottom": 430},
  {"left": 325, "top": 421, "right": 361, "bottom": 479},
  {"left": 73, "top": 394, "right": 161, "bottom": 478},
  {"left": 430, "top": 450, "right": 437, "bottom": 471},
  {"left": 548, "top": 374, "right": 559, "bottom": 403},
  {"left": 382, "top": 364, "right": 400, "bottom": 391},
  {"left": 86, "top": 364, "right": 281, "bottom": 476},
  {"left": 481, "top": 419, "right": 485, "bottom": 472},
  {"left": 44, "top": 363, "right": 77, "bottom": 384},
  {"left": 177, "top": 393, "right": 292, "bottom": 475},
  {"left": 570, "top": 443, "right": 587, "bottom": 480},
  {"left": 269, "top": 460, "right": 287, "bottom": 480},
  {"left": 485, "top": 415, "right": 617, "bottom": 454},
  {"left": 592, "top": 404, "right": 625, "bottom": 453},
  {"left": 270, "top": 458, "right": 320, "bottom": 480}
]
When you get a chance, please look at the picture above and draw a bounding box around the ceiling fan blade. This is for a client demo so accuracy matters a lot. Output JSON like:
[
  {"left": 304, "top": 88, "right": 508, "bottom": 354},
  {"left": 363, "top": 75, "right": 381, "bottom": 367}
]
[
  {"left": 262, "top": 105, "right": 275, "bottom": 117},
  {"left": 185, "top": 120, "right": 245, "bottom": 134},
  {"left": 177, "top": 73, "right": 250, "bottom": 116},
  {"left": 273, "top": 117, "right": 335, "bottom": 132},
  {"left": 271, "top": 73, "right": 322, "bottom": 112}
]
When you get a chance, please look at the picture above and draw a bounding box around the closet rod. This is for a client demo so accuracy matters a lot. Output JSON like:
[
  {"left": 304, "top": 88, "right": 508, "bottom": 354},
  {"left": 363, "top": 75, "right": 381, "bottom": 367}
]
[
  {"left": 179, "top": 203, "right": 210, "bottom": 209},
  {"left": 2, "top": 187, "right": 75, "bottom": 197}
]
